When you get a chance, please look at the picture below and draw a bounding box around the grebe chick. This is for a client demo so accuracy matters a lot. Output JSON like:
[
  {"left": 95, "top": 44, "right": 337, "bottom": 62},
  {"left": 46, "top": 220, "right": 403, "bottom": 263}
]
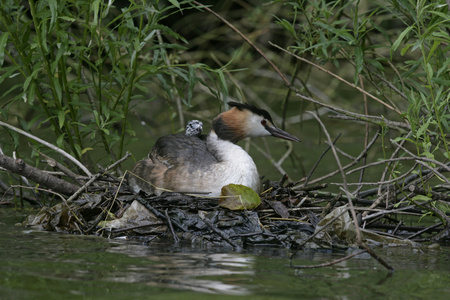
[{"left": 185, "top": 120, "right": 203, "bottom": 137}]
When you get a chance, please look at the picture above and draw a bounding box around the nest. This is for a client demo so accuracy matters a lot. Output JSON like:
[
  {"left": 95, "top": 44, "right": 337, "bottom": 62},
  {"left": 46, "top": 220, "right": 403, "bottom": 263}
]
[{"left": 22, "top": 173, "right": 446, "bottom": 252}]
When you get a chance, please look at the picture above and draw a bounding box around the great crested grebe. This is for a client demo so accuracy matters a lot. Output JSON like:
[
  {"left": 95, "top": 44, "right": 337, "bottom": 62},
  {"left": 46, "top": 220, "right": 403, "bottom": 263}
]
[{"left": 128, "top": 101, "right": 300, "bottom": 197}]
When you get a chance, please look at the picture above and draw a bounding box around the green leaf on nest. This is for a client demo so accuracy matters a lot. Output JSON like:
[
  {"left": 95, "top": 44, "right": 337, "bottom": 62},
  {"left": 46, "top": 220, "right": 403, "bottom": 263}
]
[{"left": 219, "top": 184, "right": 261, "bottom": 210}]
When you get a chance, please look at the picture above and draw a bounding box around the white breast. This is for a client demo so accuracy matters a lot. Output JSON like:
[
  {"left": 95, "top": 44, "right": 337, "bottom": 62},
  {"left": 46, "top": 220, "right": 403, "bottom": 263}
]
[{"left": 204, "top": 132, "right": 261, "bottom": 196}]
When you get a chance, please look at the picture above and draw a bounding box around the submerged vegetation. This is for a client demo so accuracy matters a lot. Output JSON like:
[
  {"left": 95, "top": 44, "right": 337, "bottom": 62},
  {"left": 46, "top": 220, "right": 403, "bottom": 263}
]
[{"left": 0, "top": 0, "right": 449, "bottom": 269}]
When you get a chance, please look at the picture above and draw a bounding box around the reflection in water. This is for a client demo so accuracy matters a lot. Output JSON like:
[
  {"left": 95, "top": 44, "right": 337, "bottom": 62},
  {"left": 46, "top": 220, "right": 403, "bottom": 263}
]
[
  {"left": 1, "top": 210, "right": 449, "bottom": 299},
  {"left": 106, "top": 242, "right": 254, "bottom": 295}
]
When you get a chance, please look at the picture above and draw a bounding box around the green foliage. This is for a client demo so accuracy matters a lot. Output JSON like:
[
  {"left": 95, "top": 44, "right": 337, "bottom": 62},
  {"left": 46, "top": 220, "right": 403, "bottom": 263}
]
[
  {"left": 275, "top": 0, "right": 449, "bottom": 220},
  {"left": 0, "top": 0, "right": 222, "bottom": 168},
  {"left": 283, "top": 0, "right": 449, "bottom": 153}
]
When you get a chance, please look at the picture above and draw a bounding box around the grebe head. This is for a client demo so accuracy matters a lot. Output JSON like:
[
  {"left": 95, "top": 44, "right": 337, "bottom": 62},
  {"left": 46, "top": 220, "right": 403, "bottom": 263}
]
[
  {"left": 212, "top": 101, "right": 300, "bottom": 143},
  {"left": 185, "top": 120, "right": 203, "bottom": 137}
]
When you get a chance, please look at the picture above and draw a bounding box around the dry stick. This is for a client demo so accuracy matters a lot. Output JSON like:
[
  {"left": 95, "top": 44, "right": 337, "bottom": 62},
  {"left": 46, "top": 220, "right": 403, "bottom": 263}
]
[
  {"left": 289, "top": 206, "right": 350, "bottom": 261},
  {"left": 361, "top": 204, "right": 418, "bottom": 222},
  {"left": 302, "top": 133, "right": 341, "bottom": 188},
  {"left": 307, "top": 111, "right": 362, "bottom": 242},
  {"left": 410, "top": 193, "right": 450, "bottom": 225},
  {"left": 326, "top": 141, "right": 356, "bottom": 160},
  {"left": 353, "top": 206, "right": 422, "bottom": 215},
  {"left": 281, "top": 62, "right": 302, "bottom": 130},
  {"left": 307, "top": 112, "right": 394, "bottom": 270},
  {"left": 355, "top": 74, "right": 369, "bottom": 196},
  {"left": 406, "top": 222, "right": 443, "bottom": 240},
  {"left": 34, "top": 148, "right": 85, "bottom": 185},
  {"left": 0, "top": 120, "right": 92, "bottom": 177},
  {"left": 192, "top": 1, "right": 290, "bottom": 86},
  {"left": 347, "top": 157, "right": 420, "bottom": 175},
  {"left": 66, "top": 152, "right": 131, "bottom": 204},
  {"left": 0, "top": 154, "right": 79, "bottom": 195},
  {"left": 250, "top": 141, "right": 288, "bottom": 176},
  {"left": 365, "top": 247, "right": 394, "bottom": 271},
  {"left": 199, "top": 213, "right": 242, "bottom": 250},
  {"left": 294, "top": 129, "right": 380, "bottom": 188},
  {"left": 416, "top": 161, "right": 450, "bottom": 185},
  {"left": 107, "top": 224, "right": 163, "bottom": 234},
  {"left": 335, "top": 163, "right": 418, "bottom": 186},
  {"left": 390, "top": 139, "right": 450, "bottom": 174},
  {"left": 376, "top": 132, "right": 412, "bottom": 213},
  {"left": 8, "top": 185, "right": 67, "bottom": 203},
  {"left": 165, "top": 208, "right": 180, "bottom": 243},
  {"left": 290, "top": 249, "right": 367, "bottom": 269},
  {"left": 10, "top": 185, "right": 86, "bottom": 226},
  {"left": 392, "top": 220, "right": 404, "bottom": 235},
  {"left": 269, "top": 42, "right": 402, "bottom": 115},
  {"left": 341, "top": 49, "right": 407, "bottom": 105},
  {"left": 328, "top": 115, "right": 410, "bottom": 133},
  {"left": 409, "top": 184, "right": 450, "bottom": 202},
  {"left": 136, "top": 198, "right": 188, "bottom": 232}
]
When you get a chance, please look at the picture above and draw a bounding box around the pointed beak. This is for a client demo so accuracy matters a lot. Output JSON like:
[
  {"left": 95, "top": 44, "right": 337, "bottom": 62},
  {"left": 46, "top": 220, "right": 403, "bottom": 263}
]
[{"left": 265, "top": 125, "right": 300, "bottom": 142}]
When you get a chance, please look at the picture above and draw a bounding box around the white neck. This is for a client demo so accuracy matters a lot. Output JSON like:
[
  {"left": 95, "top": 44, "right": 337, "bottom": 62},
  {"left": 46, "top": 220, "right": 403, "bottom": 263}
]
[{"left": 204, "top": 132, "right": 261, "bottom": 195}]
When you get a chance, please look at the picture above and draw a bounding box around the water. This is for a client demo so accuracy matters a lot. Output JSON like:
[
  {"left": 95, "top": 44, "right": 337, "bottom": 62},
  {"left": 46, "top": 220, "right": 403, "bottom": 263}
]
[{"left": 1, "top": 208, "right": 449, "bottom": 299}]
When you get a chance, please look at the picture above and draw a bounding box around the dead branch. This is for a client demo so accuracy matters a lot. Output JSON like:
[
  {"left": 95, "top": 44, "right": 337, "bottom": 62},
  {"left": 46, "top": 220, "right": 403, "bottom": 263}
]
[
  {"left": 0, "top": 154, "right": 79, "bottom": 195},
  {"left": 306, "top": 111, "right": 363, "bottom": 244},
  {"left": 66, "top": 152, "right": 131, "bottom": 203},
  {"left": 294, "top": 129, "right": 379, "bottom": 187},
  {"left": 0, "top": 120, "right": 92, "bottom": 176}
]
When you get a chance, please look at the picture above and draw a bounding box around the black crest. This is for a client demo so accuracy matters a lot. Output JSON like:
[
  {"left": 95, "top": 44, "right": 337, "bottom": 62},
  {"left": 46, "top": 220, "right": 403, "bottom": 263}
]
[{"left": 228, "top": 101, "right": 274, "bottom": 123}]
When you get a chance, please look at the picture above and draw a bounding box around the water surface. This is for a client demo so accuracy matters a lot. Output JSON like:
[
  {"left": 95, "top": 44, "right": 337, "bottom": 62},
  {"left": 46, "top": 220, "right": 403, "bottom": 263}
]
[{"left": 1, "top": 208, "right": 449, "bottom": 299}]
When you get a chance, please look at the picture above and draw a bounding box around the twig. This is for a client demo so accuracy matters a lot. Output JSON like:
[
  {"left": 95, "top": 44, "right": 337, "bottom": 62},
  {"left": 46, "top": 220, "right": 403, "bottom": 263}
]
[
  {"left": 199, "top": 213, "right": 242, "bottom": 250},
  {"left": 306, "top": 111, "right": 362, "bottom": 245},
  {"left": 294, "top": 129, "right": 379, "bottom": 187},
  {"left": 409, "top": 184, "right": 450, "bottom": 202},
  {"left": 106, "top": 224, "right": 164, "bottom": 234},
  {"left": 290, "top": 206, "right": 350, "bottom": 260},
  {"left": 0, "top": 120, "right": 92, "bottom": 177},
  {"left": 136, "top": 197, "right": 188, "bottom": 232},
  {"left": 355, "top": 74, "right": 369, "bottom": 196},
  {"left": 66, "top": 152, "right": 131, "bottom": 203},
  {"left": 192, "top": 1, "right": 290, "bottom": 85},
  {"left": 361, "top": 204, "right": 418, "bottom": 222},
  {"left": 34, "top": 148, "right": 84, "bottom": 185},
  {"left": 390, "top": 139, "right": 450, "bottom": 173},
  {"left": 269, "top": 42, "right": 402, "bottom": 115},
  {"left": 302, "top": 133, "right": 341, "bottom": 187},
  {"left": 325, "top": 140, "right": 356, "bottom": 160},
  {"left": 250, "top": 141, "right": 288, "bottom": 176},
  {"left": 329, "top": 114, "right": 409, "bottom": 133},
  {"left": 290, "top": 249, "right": 367, "bottom": 269},
  {"left": 415, "top": 161, "right": 450, "bottom": 185},
  {"left": 406, "top": 222, "right": 443, "bottom": 240},
  {"left": 11, "top": 185, "right": 86, "bottom": 227},
  {"left": 361, "top": 244, "right": 394, "bottom": 271},
  {"left": 347, "top": 157, "right": 416, "bottom": 174},
  {"left": 392, "top": 220, "right": 403, "bottom": 235},
  {"left": 165, "top": 208, "right": 180, "bottom": 243}
]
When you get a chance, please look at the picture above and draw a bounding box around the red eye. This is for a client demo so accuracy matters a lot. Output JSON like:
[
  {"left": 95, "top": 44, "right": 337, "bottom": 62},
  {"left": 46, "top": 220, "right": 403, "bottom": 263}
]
[{"left": 261, "top": 119, "right": 267, "bottom": 126}]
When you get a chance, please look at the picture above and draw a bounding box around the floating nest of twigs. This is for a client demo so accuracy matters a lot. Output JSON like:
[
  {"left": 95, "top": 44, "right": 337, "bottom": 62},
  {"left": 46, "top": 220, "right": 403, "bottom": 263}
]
[{"left": 22, "top": 172, "right": 448, "bottom": 252}]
